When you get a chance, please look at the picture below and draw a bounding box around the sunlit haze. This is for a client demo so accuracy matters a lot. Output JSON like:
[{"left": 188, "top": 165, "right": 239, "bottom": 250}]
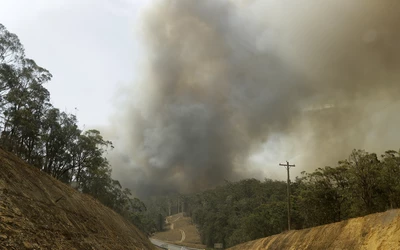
[{"left": 2, "top": 0, "right": 400, "bottom": 195}]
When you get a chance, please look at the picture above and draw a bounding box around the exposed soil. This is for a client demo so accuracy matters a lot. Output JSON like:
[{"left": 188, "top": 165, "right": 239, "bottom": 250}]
[
  {"left": 0, "top": 148, "right": 155, "bottom": 250},
  {"left": 229, "top": 209, "right": 400, "bottom": 250},
  {"left": 153, "top": 213, "right": 206, "bottom": 249}
]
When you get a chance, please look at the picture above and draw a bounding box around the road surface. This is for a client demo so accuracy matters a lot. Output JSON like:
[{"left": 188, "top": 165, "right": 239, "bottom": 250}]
[{"left": 150, "top": 238, "right": 204, "bottom": 250}]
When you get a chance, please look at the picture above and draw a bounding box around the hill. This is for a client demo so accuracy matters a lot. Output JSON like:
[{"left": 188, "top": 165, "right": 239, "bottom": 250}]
[
  {"left": 0, "top": 148, "right": 155, "bottom": 250},
  {"left": 228, "top": 209, "right": 400, "bottom": 250}
]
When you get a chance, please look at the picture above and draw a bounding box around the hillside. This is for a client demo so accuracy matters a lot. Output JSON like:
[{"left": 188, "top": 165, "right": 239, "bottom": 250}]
[
  {"left": 0, "top": 148, "right": 155, "bottom": 250},
  {"left": 229, "top": 209, "right": 400, "bottom": 250}
]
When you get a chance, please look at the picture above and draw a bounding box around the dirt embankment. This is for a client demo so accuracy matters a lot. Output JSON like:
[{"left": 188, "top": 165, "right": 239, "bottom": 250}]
[
  {"left": 229, "top": 209, "right": 400, "bottom": 250},
  {"left": 0, "top": 148, "right": 155, "bottom": 250}
]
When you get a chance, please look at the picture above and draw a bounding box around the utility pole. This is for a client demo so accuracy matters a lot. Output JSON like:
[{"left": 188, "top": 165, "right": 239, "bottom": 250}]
[
  {"left": 168, "top": 199, "right": 171, "bottom": 216},
  {"left": 279, "top": 161, "right": 295, "bottom": 230}
]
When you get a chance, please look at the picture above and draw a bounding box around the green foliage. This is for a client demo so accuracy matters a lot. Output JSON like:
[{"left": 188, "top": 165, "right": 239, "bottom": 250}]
[
  {"left": 294, "top": 165, "right": 351, "bottom": 227},
  {"left": 183, "top": 179, "right": 288, "bottom": 248},
  {"left": 177, "top": 149, "right": 400, "bottom": 248}
]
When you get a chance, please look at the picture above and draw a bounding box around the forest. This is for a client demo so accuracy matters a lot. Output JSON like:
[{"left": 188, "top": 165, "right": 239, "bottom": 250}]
[{"left": 168, "top": 148, "right": 400, "bottom": 248}]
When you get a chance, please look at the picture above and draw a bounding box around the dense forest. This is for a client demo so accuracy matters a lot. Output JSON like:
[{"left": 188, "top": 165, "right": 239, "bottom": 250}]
[{"left": 0, "top": 23, "right": 158, "bottom": 235}]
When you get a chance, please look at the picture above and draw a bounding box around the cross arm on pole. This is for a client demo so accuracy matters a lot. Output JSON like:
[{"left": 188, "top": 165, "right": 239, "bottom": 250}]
[{"left": 279, "top": 161, "right": 295, "bottom": 168}]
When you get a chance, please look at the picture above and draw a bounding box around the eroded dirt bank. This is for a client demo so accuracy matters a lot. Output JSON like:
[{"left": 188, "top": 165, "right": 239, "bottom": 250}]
[
  {"left": 0, "top": 149, "right": 155, "bottom": 250},
  {"left": 229, "top": 209, "right": 400, "bottom": 250}
]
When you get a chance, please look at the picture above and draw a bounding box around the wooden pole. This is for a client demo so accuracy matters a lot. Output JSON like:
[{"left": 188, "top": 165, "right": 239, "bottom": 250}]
[{"left": 279, "top": 161, "right": 295, "bottom": 230}]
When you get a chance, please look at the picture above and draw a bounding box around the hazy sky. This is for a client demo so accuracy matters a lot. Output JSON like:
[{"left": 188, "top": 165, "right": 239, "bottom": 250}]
[
  {"left": 0, "top": 0, "right": 151, "bottom": 128},
  {"left": 0, "top": 0, "right": 289, "bottom": 180},
  {"left": 2, "top": 1, "right": 399, "bottom": 188}
]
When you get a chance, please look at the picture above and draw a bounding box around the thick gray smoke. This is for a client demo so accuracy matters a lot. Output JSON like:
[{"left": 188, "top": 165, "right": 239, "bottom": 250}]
[{"left": 108, "top": 0, "right": 400, "bottom": 196}]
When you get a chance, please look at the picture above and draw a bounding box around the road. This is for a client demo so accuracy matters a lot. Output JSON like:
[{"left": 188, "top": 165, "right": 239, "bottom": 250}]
[{"left": 150, "top": 238, "right": 204, "bottom": 250}]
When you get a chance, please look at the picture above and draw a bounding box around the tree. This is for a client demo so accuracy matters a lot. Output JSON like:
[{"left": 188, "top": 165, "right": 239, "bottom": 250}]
[
  {"left": 1, "top": 67, "right": 51, "bottom": 164},
  {"left": 75, "top": 130, "right": 113, "bottom": 192},
  {"left": 41, "top": 108, "right": 81, "bottom": 181},
  {"left": 0, "top": 23, "right": 25, "bottom": 108},
  {"left": 380, "top": 150, "right": 400, "bottom": 209},
  {"left": 341, "top": 150, "right": 383, "bottom": 215},
  {"left": 0, "top": 24, "right": 52, "bottom": 162},
  {"left": 294, "top": 165, "right": 351, "bottom": 228}
]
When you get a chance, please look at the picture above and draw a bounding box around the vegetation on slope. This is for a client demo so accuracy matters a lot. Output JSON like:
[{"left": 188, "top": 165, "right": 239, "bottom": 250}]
[
  {"left": 0, "top": 23, "right": 156, "bottom": 235},
  {"left": 151, "top": 149, "right": 400, "bottom": 248}
]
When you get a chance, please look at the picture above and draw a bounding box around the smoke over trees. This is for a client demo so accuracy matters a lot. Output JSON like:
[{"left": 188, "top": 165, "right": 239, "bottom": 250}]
[{"left": 108, "top": 0, "right": 400, "bottom": 196}]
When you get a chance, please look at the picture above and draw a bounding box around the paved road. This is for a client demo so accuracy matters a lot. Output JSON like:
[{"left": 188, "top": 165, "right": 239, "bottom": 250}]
[{"left": 150, "top": 238, "right": 204, "bottom": 250}]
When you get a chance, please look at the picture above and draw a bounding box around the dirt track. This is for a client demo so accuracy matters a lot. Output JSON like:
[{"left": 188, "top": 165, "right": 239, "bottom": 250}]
[
  {"left": 229, "top": 209, "right": 400, "bottom": 250},
  {"left": 0, "top": 149, "right": 155, "bottom": 250}
]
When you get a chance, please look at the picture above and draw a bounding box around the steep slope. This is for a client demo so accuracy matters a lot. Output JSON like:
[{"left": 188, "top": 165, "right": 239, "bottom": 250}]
[
  {"left": 229, "top": 209, "right": 400, "bottom": 250},
  {"left": 0, "top": 148, "right": 155, "bottom": 250}
]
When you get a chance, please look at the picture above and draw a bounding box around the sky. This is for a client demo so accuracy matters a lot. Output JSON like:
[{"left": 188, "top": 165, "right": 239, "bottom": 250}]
[
  {"left": 0, "top": 0, "right": 291, "bottom": 181},
  {"left": 2, "top": 0, "right": 400, "bottom": 191},
  {"left": 0, "top": 0, "right": 150, "bottom": 128}
]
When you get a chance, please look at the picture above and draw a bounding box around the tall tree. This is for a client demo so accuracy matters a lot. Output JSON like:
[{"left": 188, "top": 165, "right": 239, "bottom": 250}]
[
  {"left": 341, "top": 150, "right": 383, "bottom": 215},
  {"left": 41, "top": 108, "right": 81, "bottom": 181},
  {"left": 380, "top": 150, "right": 400, "bottom": 209},
  {"left": 0, "top": 23, "right": 25, "bottom": 109}
]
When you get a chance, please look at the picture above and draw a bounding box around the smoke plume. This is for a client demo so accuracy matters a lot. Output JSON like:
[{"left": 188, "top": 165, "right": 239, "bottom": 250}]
[{"left": 108, "top": 0, "right": 400, "bottom": 196}]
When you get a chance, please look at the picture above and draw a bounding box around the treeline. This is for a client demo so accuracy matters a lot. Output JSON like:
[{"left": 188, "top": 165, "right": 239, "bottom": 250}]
[
  {"left": 178, "top": 149, "right": 400, "bottom": 248},
  {"left": 0, "top": 23, "right": 156, "bottom": 235}
]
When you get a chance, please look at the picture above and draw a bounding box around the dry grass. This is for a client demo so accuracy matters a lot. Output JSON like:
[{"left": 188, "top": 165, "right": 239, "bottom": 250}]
[
  {"left": 228, "top": 209, "right": 400, "bottom": 250},
  {"left": 0, "top": 148, "right": 155, "bottom": 250}
]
